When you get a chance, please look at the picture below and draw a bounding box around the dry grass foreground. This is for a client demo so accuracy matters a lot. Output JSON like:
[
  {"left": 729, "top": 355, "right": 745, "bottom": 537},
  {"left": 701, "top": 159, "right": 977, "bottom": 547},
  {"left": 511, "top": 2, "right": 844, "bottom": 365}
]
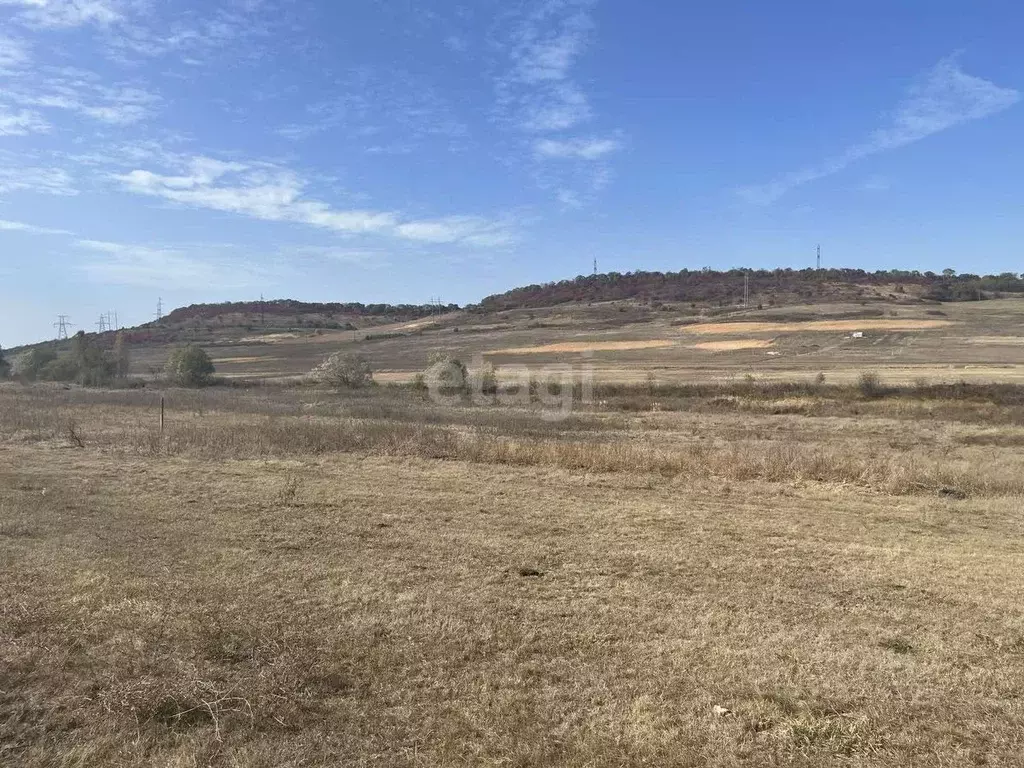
[{"left": 2, "top": 382, "right": 1024, "bottom": 767}]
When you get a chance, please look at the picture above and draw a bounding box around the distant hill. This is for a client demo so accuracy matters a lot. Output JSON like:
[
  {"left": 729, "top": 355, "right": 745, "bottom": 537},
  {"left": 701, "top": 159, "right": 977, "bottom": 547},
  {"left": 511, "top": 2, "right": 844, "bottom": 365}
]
[
  {"left": 118, "top": 300, "right": 460, "bottom": 346},
  {"left": 476, "top": 268, "right": 1024, "bottom": 311}
]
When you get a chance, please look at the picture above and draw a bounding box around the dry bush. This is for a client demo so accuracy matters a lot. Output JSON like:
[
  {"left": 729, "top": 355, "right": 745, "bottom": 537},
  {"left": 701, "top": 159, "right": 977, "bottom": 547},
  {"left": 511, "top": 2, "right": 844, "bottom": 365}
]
[{"left": 309, "top": 352, "right": 373, "bottom": 388}]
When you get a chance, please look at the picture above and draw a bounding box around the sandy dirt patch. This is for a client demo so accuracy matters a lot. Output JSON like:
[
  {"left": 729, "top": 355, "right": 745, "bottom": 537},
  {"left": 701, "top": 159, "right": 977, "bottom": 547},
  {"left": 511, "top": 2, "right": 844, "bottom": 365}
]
[
  {"left": 238, "top": 332, "right": 302, "bottom": 343},
  {"left": 693, "top": 339, "right": 774, "bottom": 352},
  {"left": 967, "top": 336, "right": 1024, "bottom": 345},
  {"left": 487, "top": 340, "right": 677, "bottom": 355},
  {"left": 682, "top": 319, "right": 954, "bottom": 335},
  {"left": 214, "top": 356, "right": 282, "bottom": 365}
]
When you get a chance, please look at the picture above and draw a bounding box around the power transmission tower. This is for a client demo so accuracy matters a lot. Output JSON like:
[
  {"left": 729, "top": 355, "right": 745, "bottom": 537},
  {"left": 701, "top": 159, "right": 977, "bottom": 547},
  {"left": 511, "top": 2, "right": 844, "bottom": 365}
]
[
  {"left": 156, "top": 297, "right": 163, "bottom": 322},
  {"left": 96, "top": 315, "right": 108, "bottom": 333},
  {"left": 593, "top": 258, "right": 598, "bottom": 277},
  {"left": 817, "top": 244, "right": 822, "bottom": 271},
  {"left": 54, "top": 315, "right": 73, "bottom": 340},
  {"left": 106, "top": 310, "right": 118, "bottom": 331}
]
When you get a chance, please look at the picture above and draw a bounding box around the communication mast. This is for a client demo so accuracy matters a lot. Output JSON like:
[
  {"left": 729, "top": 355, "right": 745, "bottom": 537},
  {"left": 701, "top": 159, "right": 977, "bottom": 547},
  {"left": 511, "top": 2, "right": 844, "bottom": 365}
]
[{"left": 156, "top": 297, "right": 163, "bottom": 321}]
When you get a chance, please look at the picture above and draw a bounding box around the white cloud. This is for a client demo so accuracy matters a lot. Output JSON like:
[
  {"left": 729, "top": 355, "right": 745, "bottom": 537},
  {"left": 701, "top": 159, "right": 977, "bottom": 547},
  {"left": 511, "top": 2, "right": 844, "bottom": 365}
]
[
  {"left": 496, "top": 0, "right": 597, "bottom": 134},
  {"left": 0, "top": 218, "right": 71, "bottom": 234},
  {"left": 0, "top": 108, "right": 50, "bottom": 135},
  {"left": 115, "top": 155, "right": 516, "bottom": 247},
  {"left": 0, "top": 0, "right": 123, "bottom": 28},
  {"left": 276, "top": 69, "right": 468, "bottom": 153},
  {"left": 493, "top": 0, "right": 621, "bottom": 206},
  {"left": 0, "top": 165, "right": 75, "bottom": 195},
  {"left": 7, "top": 73, "right": 162, "bottom": 126},
  {"left": 395, "top": 216, "right": 517, "bottom": 247},
  {"left": 535, "top": 136, "right": 620, "bottom": 160},
  {"left": 740, "top": 56, "right": 1021, "bottom": 205},
  {"left": 76, "top": 239, "right": 269, "bottom": 290},
  {"left": 0, "top": 34, "right": 31, "bottom": 70}
]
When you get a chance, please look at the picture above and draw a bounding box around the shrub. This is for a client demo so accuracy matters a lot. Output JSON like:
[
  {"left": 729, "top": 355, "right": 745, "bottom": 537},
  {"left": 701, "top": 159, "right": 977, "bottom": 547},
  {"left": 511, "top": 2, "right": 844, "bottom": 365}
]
[
  {"left": 857, "top": 372, "right": 886, "bottom": 399},
  {"left": 165, "top": 345, "right": 216, "bottom": 388},
  {"left": 310, "top": 353, "right": 373, "bottom": 389},
  {"left": 13, "top": 347, "right": 58, "bottom": 381},
  {"left": 39, "top": 356, "right": 81, "bottom": 383},
  {"left": 425, "top": 353, "right": 468, "bottom": 397}
]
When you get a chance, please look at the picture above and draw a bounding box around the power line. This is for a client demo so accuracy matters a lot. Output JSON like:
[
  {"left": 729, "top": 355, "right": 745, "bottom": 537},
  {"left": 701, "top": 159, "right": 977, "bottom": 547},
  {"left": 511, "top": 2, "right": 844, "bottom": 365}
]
[{"left": 54, "top": 315, "right": 73, "bottom": 340}]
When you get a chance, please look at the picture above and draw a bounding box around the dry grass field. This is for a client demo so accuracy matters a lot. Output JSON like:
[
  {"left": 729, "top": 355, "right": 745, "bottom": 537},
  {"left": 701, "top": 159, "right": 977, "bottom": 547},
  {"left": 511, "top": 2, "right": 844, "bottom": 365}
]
[{"left": 2, "top": 370, "right": 1024, "bottom": 766}]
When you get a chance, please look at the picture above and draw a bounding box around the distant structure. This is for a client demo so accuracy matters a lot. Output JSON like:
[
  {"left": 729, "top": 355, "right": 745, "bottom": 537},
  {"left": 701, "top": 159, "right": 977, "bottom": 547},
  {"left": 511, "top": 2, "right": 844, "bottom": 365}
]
[
  {"left": 156, "top": 297, "right": 163, "bottom": 322},
  {"left": 743, "top": 273, "right": 750, "bottom": 308},
  {"left": 106, "top": 310, "right": 119, "bottom": 331},
  {"left": 593, "top": 258, "right": 598, "bottom": 277},
  {"left": 54, "top": 315, "right": 73, "bottom": 340},
  {"left": 817, "top": 244, "right": 822, "bottom": 271},
  {"left": 96, "top": 315, "right": 109, "bottom": 333}
]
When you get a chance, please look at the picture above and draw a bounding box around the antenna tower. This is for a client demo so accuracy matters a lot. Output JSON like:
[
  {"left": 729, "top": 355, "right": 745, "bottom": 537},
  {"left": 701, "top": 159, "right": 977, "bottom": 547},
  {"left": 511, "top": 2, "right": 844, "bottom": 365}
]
[
  {"left": 593, "top": 258, "right": 597, "bottom": 277},
  {"left": 156, "top": 298, "right": 163, "bottom": 322},
  {"left": 54, "top": 315, "right": 73, "bottom": 340},
  {"left": 817, "top": 244, "right": 822, "bottom": 271}
]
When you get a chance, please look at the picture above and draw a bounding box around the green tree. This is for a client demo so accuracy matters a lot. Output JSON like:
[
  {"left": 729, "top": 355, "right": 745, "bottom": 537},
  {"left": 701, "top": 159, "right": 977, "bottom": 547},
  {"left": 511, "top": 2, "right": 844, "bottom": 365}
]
[
  {"left": 0, "top": 345, "right": 9, "bottom": 379},
  {"left": 165, "top": 345, "right": 216, "bottom": 387},
  {"left": 14, "top": 346, "right": 58, "bottom": 381},
  {"left": 112, "top": 332, "right": 131, "bottom": 379},
  {"left": 66, "top": 331, "right": 115, "bottom": 386}
]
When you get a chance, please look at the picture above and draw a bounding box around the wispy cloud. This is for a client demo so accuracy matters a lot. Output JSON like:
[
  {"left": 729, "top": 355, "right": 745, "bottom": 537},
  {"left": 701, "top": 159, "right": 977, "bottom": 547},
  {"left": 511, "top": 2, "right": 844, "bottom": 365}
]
[
  {"left": 3, "top": 68, "right": 161, "bottom": 126},
  {"left": 0, "top": 107, "right": 50, "bottom": 135},
  {"left": 0, "top": 33, "right": 31, "bottom": 70},
  {"left": 276, "top": 68, "right": 468, "bottom": 153},
  {"left": 495, "top": 0, "right": 596, "bottom": 135},
  {"left": 740, "top": 56, "right": 1021, "bottom": 205},
  {"left": 493, "top": 0, "right": 622, "bottom": 206},
  {"left": 76, "top": 238, "right": 272, "bottom": 290},
  {"left": 115, "top": 155, "right": 517, "bottom": 247},
  {"left": 535, "top": 136, "right": 620, "bottom": 160},
  {"left": 0, "top": 164, "right": 76, "bottom": 195},
  {"left": 0, "top": 218, "right": 71, "bottom": 234},
  {"left": 0, "top": 0, "right": 123, "bottom": 29}
]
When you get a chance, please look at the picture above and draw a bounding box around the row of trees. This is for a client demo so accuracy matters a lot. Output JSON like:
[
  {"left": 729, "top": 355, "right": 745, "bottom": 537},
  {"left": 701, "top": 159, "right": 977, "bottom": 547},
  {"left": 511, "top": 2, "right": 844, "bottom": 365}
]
[
  {"left": 0, "top": 336, "right": 217, "bottom": 388},
  {"left": 476, "top": 267, "right": 1024, "bottom": 311},
  {"left": 11, "top": 332, "right": 131, "bottom": 386}
]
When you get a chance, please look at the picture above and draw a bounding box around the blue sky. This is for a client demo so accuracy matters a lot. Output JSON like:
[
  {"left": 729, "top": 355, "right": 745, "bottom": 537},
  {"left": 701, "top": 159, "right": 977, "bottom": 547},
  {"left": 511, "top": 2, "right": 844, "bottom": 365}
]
[{"left": 1, "top": 1, "right": 1023, "bottom": 345}]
